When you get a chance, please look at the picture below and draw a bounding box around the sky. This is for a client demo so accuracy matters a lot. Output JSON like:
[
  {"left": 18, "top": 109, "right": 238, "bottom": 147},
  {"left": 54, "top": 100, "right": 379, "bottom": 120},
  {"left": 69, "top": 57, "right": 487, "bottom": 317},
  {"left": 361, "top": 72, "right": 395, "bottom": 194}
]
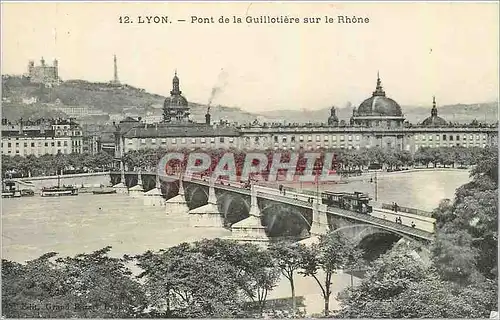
[{"left": 1, "top": 2, "right": 498, "bottom": 112}]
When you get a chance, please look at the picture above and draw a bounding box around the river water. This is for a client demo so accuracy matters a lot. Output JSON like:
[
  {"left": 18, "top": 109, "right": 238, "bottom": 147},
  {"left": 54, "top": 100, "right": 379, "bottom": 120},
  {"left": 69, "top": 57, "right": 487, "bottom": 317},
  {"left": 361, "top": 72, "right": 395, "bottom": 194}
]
[{"left": 1, "top": 169, "right": 470, "bottom": 315}]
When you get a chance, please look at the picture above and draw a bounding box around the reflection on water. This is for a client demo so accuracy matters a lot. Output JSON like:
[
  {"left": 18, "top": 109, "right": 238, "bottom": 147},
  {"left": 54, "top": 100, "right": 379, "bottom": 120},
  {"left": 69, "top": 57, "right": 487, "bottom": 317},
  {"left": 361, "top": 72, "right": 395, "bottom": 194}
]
[{"left": 1, "top": 170, "right": 471, "bottom": 315}]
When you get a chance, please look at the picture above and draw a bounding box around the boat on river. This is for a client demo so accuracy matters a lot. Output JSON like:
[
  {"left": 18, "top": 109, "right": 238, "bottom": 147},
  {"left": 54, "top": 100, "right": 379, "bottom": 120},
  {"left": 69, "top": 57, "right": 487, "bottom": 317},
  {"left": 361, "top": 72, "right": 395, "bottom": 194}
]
[
  {"left": 92, "top": 188, "right": 116, "bottom": 195},
  {"left": 40, "top": 174, "right": 79, "bottom": 197},
  {"left": 2, "top": 190, "right": 22, "bottom": 198},
  {"left": 41, "top": 185, "right": 79, "bottom": 197},
  {"left": 2, "top": 180, "right": 29, "bottom": 198}
]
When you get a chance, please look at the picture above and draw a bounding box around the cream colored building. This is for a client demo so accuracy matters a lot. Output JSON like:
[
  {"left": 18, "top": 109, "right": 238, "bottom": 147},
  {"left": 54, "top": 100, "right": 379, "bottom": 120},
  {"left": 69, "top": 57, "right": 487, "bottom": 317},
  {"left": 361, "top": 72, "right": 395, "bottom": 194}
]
[
  {"left": 113, "top": 72, "right": 497, "bottom": 156},
  {"left": 1, "top": 118, "right": 84, "bottom": 156}
]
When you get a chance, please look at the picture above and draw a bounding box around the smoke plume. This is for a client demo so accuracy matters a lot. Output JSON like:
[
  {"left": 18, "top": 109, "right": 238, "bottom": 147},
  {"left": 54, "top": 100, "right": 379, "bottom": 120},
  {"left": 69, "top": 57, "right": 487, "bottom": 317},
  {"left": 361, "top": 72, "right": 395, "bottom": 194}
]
[{"left": 207, "top": 69, "right": 229, "bottom": 107}]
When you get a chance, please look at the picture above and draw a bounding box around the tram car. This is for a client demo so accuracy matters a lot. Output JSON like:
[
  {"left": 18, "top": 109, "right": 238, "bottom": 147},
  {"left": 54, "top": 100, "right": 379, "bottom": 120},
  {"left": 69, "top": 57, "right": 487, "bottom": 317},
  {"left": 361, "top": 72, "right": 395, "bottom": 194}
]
[{"left": 321, "top": 191, "right": 372, "bottom": 214}]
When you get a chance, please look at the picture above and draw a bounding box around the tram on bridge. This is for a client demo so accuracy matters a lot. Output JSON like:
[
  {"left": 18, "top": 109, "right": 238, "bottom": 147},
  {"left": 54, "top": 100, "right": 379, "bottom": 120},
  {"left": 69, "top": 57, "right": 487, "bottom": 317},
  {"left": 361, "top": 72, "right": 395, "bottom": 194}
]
[{"left": 321, "top": 191, "right": 372, "bottom": 214}]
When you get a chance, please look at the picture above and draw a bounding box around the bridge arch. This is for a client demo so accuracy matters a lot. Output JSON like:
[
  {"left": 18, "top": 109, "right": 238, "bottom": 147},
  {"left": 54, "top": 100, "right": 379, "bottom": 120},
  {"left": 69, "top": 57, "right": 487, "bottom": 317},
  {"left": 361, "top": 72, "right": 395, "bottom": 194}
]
[
  {"left": 330, "top": 223, "right": 417, "bottom": 262},
  {"left": 184, "top": 184, "right": 209, "bottom": 210},
  {"left": 217, "top": 193, "right": 251, "bottom": 226},
  {"left": 261, "top": 202, "right": 312, "bottom": 237}
]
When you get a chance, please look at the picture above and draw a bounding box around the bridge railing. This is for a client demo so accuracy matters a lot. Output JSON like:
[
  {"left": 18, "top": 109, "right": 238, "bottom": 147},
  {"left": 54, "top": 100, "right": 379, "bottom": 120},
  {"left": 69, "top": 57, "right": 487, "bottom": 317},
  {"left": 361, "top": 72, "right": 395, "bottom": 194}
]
[
  {"left": 326, "top": 206, "right": 434, "bottom": 240},
  {"left": 381, "top": 203, "right": 432, "bottom": 217},
  {"left": 168, "top": 176, "right": 434, "bottom": 240}
]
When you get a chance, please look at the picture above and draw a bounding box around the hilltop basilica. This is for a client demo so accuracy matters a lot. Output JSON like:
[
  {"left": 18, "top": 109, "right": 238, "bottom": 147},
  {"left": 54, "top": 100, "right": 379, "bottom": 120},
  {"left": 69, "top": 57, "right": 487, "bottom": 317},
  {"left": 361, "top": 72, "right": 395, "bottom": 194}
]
[{"left": 113, "top": 71, "right": 498, "bottom": 157}]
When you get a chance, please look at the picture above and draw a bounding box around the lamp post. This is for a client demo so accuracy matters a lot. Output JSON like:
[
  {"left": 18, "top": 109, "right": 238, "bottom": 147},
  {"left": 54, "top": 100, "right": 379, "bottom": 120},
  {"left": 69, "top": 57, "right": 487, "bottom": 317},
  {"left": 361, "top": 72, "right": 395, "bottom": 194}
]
[{"left": 374, "top": 171, "right": 378, "bottom": 201}]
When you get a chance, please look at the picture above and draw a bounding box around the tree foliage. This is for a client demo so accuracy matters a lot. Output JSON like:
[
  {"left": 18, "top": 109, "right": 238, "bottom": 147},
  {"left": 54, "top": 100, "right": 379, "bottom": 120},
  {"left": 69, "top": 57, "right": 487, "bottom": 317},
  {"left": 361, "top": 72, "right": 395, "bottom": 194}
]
[
  {"left": 269, "top": 241, "right": 308, "bottom": 314},
  {"left": 135, "top": 239, "right": 280, "bottom": 318},
  {"left": 2, "top": 248, "right": 146, "bottom": 318},
  {"left": 432, "top": 146, "right": 498, "bottom": 281},
  {"left": 336, "top": 241, "right": 497, "bottom": 318},
  {"left": 2, "top": 152, "right": 114, "bottom": 177},
  {"left": 337, "top": 146, "right": 498, "bottom": 318},
  {"left": 300, "top": 232, "right": 364, "bottom": 316}
]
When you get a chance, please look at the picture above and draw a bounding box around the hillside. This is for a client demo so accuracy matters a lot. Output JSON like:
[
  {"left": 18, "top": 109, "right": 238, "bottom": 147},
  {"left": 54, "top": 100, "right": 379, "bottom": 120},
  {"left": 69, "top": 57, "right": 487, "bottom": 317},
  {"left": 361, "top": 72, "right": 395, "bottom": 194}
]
[
  {"left": 1, "top": 76, "right": 497, "bottom": 124},
  {"left": 2, "top": 76, "right": 165, "bottom": 110}
]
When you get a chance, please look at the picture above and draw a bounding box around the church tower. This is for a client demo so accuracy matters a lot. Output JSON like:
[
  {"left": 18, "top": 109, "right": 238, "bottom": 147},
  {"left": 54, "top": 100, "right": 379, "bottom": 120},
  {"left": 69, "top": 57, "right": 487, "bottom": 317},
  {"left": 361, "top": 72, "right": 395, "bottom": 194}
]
[{"left": 163, "top": 70, "right": 190, "bottom": 123}]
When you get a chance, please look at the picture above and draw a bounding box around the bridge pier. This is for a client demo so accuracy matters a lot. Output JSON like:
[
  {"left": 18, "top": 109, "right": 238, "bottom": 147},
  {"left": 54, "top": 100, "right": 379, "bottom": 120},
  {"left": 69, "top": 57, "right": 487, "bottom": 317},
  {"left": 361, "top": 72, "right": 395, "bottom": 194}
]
[
  {"left": 129, "top": 170, "right": 144, "bottom": 198},
  {"left": 189, "top": 178, "right": 224, "bottom": 228},
  {"left": 309, "top": 198, "right": 330, "bottom": 236},
  {"left": 144, "top": 174, "right": 165, "bottom": 207},
  {"left": 229, "top": 184, "right": 269, "bottom": 247},
  {"left": 112, "top": 163, "right": 128, "bottom": 194},
  {"left": 165, "top": 176, "right": 189, "bottom": 214}
]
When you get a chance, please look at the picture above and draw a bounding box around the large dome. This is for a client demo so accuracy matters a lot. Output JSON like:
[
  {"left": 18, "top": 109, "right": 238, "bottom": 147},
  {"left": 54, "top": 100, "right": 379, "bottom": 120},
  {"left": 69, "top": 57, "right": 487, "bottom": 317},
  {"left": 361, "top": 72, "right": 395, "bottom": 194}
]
[
  {"left": 420, "top": 97, "right": 448, "bottom": 127},
  {"left": 358, "top": 96, "right": 403, "bottom": 117},
  {"left": 421, "top": 115, "right": 448, "bottom": 127},
  {"left": 357, "top": 74, "right": 403, "bottom": 117},
  {"left": 164, "top": 95, "right": 188, "bottom": 108}
]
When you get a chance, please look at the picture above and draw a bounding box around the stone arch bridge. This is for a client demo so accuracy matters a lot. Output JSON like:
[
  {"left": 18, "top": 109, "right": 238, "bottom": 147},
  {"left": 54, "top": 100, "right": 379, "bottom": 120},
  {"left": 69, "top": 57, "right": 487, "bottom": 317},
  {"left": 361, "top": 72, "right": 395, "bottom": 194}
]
[{"left": 110, "top": 171, "right": 435, "bottom": 256}]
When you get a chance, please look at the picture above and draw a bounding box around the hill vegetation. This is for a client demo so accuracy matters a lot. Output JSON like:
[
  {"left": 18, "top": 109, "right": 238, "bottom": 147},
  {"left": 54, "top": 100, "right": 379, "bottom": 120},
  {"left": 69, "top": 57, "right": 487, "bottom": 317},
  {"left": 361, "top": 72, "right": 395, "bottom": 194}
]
[{"left": 2, "top": 76, "right": 497, "bottom": 125}]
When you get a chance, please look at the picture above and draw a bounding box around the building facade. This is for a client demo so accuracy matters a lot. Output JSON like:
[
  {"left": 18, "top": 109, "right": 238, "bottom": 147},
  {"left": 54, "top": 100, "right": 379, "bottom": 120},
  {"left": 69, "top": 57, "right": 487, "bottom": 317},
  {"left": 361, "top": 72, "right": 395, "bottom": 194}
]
[
  {"left": 112, "top": 72, "right": 498, "bottom": 159},
  {"left": 26, "top": 57, "right": 60, "bottom": 85},
  {"left": 1, "top": 118, "right": 84, "bottom": 156}
]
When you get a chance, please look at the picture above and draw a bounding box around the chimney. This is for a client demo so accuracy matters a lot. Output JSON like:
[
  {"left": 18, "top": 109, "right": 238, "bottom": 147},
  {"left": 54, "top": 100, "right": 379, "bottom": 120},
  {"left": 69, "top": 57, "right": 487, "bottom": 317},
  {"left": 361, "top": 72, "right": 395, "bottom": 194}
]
[{"left": 18, "top": 118, "right": 23, "bottom": 134}]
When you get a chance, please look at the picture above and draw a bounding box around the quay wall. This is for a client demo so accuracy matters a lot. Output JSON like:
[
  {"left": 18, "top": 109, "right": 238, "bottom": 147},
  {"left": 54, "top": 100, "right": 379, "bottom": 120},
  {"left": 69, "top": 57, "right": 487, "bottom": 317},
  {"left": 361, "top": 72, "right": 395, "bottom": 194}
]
[{"left": 16, "top": 172, "right": 111, "bottom": 191}]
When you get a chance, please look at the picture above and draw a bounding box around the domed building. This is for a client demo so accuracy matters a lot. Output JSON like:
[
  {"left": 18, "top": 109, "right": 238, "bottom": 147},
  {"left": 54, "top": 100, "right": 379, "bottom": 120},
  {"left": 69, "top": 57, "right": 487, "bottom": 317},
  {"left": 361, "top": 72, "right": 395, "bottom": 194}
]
[
  {"left": 351, "top": 73, "right": 405, "bottom": 129},
  {"left": 163, "top": 71, "right": 190, "bottom": 123},
  {"left": 420, "top": 96, "right": 448, "bottom": 127},
  {"left": 108, "top": 71, "right": 497, "bottom": 160}
]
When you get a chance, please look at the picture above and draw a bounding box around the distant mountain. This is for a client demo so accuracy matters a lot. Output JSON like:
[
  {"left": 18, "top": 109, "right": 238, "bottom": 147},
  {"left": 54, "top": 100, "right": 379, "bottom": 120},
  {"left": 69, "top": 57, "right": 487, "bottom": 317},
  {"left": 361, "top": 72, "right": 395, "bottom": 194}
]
[
  {"left": 2, "top": 76, "right": 497, "bottom": 125},
  {"left": 259, "top": 102, "right": 498, "bottom": 124}
]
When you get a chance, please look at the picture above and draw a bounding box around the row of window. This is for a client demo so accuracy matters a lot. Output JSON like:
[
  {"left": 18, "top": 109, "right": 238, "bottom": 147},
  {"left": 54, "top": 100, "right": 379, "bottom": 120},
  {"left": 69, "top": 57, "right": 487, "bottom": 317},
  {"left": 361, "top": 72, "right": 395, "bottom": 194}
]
[
  {"left": 415, "top": 134, "right": 486, "bottom": 141},
  {"left": 130, "top": 137, "right": 236, "bottom": 145},
  {"left": 2, "top": 141, "right": 73, "bottom": 148},
  {"left": 272, "top": 135, "right": 362, "bottom": 143},
  {"left": 3, "top": 148, "right": 79, "bottom": 155},
  {"left": 55, "top": 131, "right": 82, "bottom": 136},
  {"left": 272, "top": 145, "right": 362, "bottom": 151},
  {"left": 271, "top": 134, "right": 488, "bottom": 144}
]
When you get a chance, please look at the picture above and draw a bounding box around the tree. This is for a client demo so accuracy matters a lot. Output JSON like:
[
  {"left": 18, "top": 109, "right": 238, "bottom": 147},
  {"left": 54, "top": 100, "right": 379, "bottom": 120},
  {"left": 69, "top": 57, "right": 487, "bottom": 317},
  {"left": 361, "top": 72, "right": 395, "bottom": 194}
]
[
  {"left": 414, "top": 147, "right": 433, "bottom": 168},
  {"left": 432, "top": 146, "right": 498, "bottom": 281},
  {"left": 91, "top": 151, "right": 114, "bottom": 171},
  {"left": 2, "top": 248, "right": 146, "bottom": 318},
  {"left": 2, "top": 253, "right": 70, "bottom": 318},
  {"left": 337, "top": 241, "right": 498, "bottom": 318},
  {"left": 219, "top": 242, "right": 280, "bottom": 315},
  {"left": 54, "top": 246, "right": 147, "bottom": 318},
  {"left": 135, "top": 239, "right": 280, "bottom": 318},
  {"left": 137, "top": 244, "right": 243, "bottom": 318},
  {"left": 336, "top": 242, "right": 440, "bottom": 318},
  {"left": 194, "top": 239, "right": 280, "bottom": 316},
  {"left": 269, "top": 241, "right": 307, "bottom": 315},
  {"left": 300, "top": 232, "right": 364, "bottom": 316}
]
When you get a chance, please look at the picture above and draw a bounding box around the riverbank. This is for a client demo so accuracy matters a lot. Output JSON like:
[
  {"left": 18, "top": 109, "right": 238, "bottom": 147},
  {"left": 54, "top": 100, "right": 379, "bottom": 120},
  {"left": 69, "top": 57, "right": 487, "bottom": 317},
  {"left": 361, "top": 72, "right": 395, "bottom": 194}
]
[{"left": 2, "top": 170, "right": 472, "bottom": 316}]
